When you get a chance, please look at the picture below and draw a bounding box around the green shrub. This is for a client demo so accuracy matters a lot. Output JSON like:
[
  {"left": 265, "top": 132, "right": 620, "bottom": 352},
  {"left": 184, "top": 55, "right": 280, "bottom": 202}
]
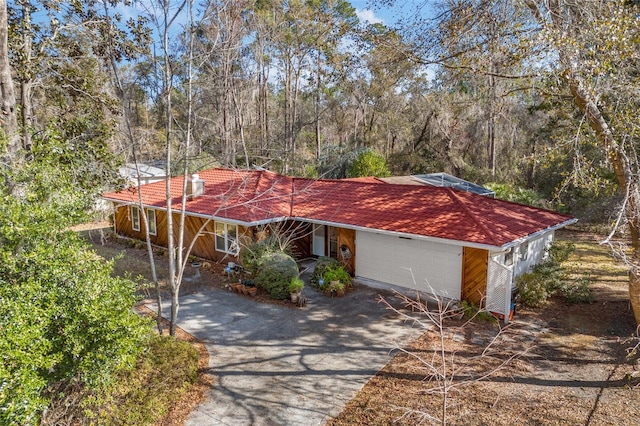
[
  {"left": 311, "top": 258, "right": 351, "bottom": 295},
  {"left": 516, "top": 241, "right": 591, "bottom": 307},
  {"left": 0, "top": 217, "right": 151, "bottom": 425},
  {"left": 558, "top": 277, "right": 594, "bottom": 303},
  {"left": 311, "top": 256, "right": 340, "bottom": 287},
  {"left": 256, "top": 252, "right": 299, "bottom": 300},
  {"left": 323, "top": 264, "right": 351, "bottom": 287},
  {"left": 459, "top": 300, "right": 496, "bottom": 322},
  {"left": 241, "top": 238, "right": 280, "bottom": 275},
  {"left": 548, "top": 241, "right": 575, "bottom": 264},
  {"left": 328, "top": 280, "right": 346, "bottom": 296},
  {"left": 517, "top": 272, "right": 550, "bottom": 308},
  {"left": 485, "top": 182, "right": 546, "bottom": 207},
  {"left": 347, "top": 149, "right": 391, "bottom": 178}
]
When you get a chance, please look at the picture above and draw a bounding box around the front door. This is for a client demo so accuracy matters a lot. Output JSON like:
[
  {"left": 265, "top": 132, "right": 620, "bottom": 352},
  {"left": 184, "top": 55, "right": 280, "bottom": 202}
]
[
  {"left": 312, "top": 225, "right": 338, "bottom": 258},
  {"left": 312, "top": 225, "right": 325, "bottom": 257}
]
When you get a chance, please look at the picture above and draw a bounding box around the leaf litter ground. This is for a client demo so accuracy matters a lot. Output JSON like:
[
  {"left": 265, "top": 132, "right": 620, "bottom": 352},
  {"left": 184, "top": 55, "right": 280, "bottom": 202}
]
[{"left": 83, "top": 224, "right": 640, "bottom": 425}]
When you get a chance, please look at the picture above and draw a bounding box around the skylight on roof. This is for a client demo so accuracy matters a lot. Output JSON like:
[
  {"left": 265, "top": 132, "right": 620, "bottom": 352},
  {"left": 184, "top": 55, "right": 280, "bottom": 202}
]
[{"left": 413, "top": 173, "right": 495, "bottom": 197}]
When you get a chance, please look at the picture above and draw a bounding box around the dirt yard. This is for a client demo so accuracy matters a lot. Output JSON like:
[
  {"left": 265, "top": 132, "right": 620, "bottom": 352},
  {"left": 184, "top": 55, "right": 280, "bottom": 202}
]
[
  {"left": 328, "top": 228, "right": 640, "bottom": 425},
  {"left": 82, "top": 224, "right": 640, "bottom": 425}
]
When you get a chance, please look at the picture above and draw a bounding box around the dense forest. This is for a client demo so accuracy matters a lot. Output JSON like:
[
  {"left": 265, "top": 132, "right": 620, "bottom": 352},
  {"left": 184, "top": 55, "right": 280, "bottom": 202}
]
[
  {"left": 0, "top": 0, "right": 638, "bottom": 424},
  {"left": 1, "top": 0, "right": 631, "bottom": 205}
]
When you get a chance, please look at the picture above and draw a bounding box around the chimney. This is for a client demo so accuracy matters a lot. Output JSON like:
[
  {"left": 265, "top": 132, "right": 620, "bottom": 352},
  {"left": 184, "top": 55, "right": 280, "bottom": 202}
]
[{"left": 187, "top": 173, "right": 205, "bottom": 198}]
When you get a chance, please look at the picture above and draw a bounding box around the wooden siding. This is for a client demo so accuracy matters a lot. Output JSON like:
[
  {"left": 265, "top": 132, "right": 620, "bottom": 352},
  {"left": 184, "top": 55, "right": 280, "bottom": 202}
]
[
  {"left": 274, "top": 221, "right": 354, "bottom": 273},
  {"left": 287, "top": 221, "right": 312, "bottom": 260},
  {"left": 337, "top": 228, "right": 356, "bottom": 274},
  {"left": 461, "top": 247, "right": 489, "bottom": 305},
  {"left": 113, "top": 203, "right": 248, "bottom": 262}
]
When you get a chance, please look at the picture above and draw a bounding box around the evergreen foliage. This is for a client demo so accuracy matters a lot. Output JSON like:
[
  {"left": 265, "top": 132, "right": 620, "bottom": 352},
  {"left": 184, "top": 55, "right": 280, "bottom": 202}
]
[
  {"left": 255, "top": 252, "right": 299, "bottom": 300},
  {"left": 0, "top": 196, "right": 151, "bottom": 424},
  {"left": 347, "top": 150, "right": 391, "bottom": 178},
  {"left": 317, "top": 146, "right": 391, "bottom": 179},
  {"left": 486, "top": 182, "right": 546, "bottom": 208},
  {"left": 241, "top": 236, "right": 291, "bottom": 275},
  {"left": 311, "top": 256, "right": 352, "bottom": 295},
  {"left": 516, "top": 242, "right": 592, "bottom": 307}
]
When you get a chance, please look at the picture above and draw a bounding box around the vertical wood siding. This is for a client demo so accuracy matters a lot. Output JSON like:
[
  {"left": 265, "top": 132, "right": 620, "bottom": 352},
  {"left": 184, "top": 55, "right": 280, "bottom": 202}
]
[
  {"left": 461, "top": 247, "right": 489, "bottom": 305},
  {"left": 287, "top": 221, "right": 312, "bottom": 260},
  {"left": 113, "top": 203, "right": 248, "bottom": 262},
  {"left": 337, "top": 228, "right": 356, "bottom": 274}
]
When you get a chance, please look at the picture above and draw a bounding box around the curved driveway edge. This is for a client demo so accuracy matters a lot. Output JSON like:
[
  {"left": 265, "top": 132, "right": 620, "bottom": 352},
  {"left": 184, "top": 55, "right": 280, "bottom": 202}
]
[{"left": 154, "top": 284, "right": 424, "bottom": 425}]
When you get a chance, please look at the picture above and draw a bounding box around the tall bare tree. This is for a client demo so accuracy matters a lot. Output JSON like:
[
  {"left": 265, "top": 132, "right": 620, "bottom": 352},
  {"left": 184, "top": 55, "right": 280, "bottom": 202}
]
[
  {"left": 0, "top": 0, "right": 17, "bottom": 156},
  {"left": 523, "top": 0, "right": 640, "bottom": 324}
]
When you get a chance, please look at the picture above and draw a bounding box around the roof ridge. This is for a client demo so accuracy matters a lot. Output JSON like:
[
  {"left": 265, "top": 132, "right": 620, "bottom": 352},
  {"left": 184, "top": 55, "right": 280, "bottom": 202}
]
[
  {"left": 253, "top": 169, "right": 263, "bottom": 198},
  {"left": 445, "top": 189, "right": 501, "bottom": 246},
  {"left": 290, "top": 177, "right": 296, "bottom": 217}
]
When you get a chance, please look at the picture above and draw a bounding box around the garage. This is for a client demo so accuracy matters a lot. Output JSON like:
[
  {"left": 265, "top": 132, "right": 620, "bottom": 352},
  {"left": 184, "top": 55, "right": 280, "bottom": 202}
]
[{"left": 355, "top": 230, "right": 463, "bottom": 299}]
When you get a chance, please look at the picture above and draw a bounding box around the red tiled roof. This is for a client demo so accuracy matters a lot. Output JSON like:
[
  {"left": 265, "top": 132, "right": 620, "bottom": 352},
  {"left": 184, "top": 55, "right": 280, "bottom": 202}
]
[
  {"left": 340, "top": 176, "right": 386, "bottom": 183},
  {"left": 102, "top": 168, "right": 574, "bottom": 248},
  {"left": 103, "top": 169, "right": 293, "bottom": 223}
]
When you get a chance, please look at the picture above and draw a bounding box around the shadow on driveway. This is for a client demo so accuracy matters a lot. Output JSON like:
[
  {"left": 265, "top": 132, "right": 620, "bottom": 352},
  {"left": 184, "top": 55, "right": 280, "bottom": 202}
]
[{"left": 153, "top": 284, "right": 425, "bottom": 426}]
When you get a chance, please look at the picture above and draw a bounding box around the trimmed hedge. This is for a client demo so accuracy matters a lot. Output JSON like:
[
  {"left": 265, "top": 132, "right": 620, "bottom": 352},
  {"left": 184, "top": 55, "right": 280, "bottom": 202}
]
[{"left": 255, "top": 252, "right": 299, "bottom": 300}]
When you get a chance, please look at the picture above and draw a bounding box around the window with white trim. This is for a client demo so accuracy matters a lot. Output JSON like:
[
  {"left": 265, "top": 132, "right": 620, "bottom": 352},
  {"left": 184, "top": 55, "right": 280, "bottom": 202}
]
[
  {"left": 215, "top": 221, "right": 238, "bottom": 255},
  {"left": 504, "top": 248, "right": 514, "bottom": 266},
  {"left": 147, "top": 209, "right": 157, "bottom": 235},
  {"left": 131, "top": 206, "right": 140, "bottom": 231}
]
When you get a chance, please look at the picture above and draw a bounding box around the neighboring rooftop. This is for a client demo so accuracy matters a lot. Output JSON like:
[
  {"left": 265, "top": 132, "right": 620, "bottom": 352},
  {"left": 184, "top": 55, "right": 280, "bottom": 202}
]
[
  {"left": 382, "top": 173, "right": 495, "bottom": 197},
  {"left": 119, "top": 163, "right": 168, "bottom": 185},
  {"left": 416, "top": 172, "right": 495, "bottom": 196}
]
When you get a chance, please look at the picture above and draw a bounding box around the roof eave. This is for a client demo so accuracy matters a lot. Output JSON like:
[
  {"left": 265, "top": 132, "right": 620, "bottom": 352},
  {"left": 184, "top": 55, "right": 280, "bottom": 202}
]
[
  {"left": 105, "top": 196, "right": 578, "bottom": 252},
  {"left": 105, "top": 198, "right": 287, "bottom": 228},
  {"left": 498, "top": 217, "right": 579, "bottom": 251},
  {"left": 294, "top": 217, "right": 505, "bottom": 251}
]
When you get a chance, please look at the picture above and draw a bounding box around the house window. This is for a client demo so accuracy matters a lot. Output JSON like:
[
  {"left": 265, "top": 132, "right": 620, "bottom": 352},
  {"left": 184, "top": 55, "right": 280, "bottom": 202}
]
[
  {"left": 215, "top": 222, "right": 238, "bottom": 255},
  {"left": 147, "top": 209, "right": 157, "bottom": 235},
  {"left": 504, "top": 248, "right": 514, "bottom": 266},
  {"left": 520, "top": 241, "right": 529, "bottom": 261},
  {"left": 131, "top": 206, "right": 140, "bottom": 231}
]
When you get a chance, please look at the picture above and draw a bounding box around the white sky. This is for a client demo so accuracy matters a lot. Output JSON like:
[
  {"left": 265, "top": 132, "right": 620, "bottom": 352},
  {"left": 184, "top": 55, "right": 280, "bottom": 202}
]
[{"left": 355, "top": 8, "right": 385, "bottom": 25}]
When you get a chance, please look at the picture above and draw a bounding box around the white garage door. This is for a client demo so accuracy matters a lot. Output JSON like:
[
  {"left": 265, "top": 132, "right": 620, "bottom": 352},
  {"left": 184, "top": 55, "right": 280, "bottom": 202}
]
[{"left": 356, "top": 231, "right": 463, "bottom": 299}]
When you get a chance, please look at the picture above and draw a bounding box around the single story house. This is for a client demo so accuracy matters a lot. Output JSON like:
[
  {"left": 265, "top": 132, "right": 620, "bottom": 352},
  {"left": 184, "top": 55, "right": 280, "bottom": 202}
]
[{"left": 102, "top": 168, "right": 576, "bottom": 319}]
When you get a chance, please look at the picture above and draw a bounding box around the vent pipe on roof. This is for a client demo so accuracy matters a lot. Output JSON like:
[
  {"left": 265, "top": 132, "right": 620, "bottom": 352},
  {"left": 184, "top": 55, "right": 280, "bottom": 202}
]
[{"left": 187, "top": 173, "right": 205, "bottom": 198}]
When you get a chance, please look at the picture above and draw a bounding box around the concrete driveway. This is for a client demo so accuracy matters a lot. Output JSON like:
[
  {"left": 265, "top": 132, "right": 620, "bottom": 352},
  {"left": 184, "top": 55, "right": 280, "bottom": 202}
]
[{"left": 159, "top": 283, "right": 425, "bottom": 425}]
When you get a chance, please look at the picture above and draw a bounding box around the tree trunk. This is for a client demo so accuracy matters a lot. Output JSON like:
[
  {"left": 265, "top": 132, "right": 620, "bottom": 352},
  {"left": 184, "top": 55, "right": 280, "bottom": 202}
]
[
  {"left": 232, "top": 88, "right": 249, "bottom": 167},
  {"left": 487, "top": 62, "right": 496, "bottom": 177},
  {"left": 0, "top": 0, "right": 18, "bottom": 155},
  {"left": 162, "top": 0, "right": 178, "bottom": 337},
  {"left": 315, "top": 51, "right": 321, "bottom": 160},
  {"left": 630, "top": 238, "right": 640, "bottom": 328},
  {"left": 19, "top": 1, "right": 32, "bottom": 152},
  {"left": 100, "top": 0, "right": 163, "bottom": 334},
  {"left": 568, "top": 78, "right": 640, "bottom": 325},
  {"left": 523, "top": 0, "right": 640, "bottom": 327},
  {"left": 20, "top": 80, "right": 32, "bottom": 150}
]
